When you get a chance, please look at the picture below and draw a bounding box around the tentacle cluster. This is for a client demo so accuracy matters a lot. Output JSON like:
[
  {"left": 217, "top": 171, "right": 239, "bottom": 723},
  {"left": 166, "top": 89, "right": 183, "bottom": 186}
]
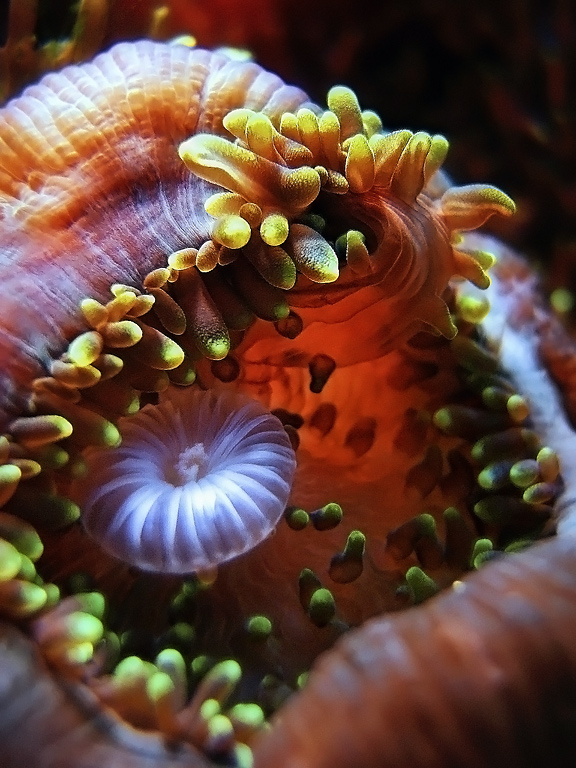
[{"left": 179, "top": 84, "right": 515, "bottom": 341}]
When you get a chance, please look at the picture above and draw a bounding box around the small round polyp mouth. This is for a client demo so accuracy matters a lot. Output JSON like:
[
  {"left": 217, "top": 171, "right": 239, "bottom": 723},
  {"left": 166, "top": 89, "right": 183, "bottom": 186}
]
[
  {"left": 71, "top": 386, "right": 297, "bottom": 575},
  {"left": 168, "top": 442, "right": 211, "bottom": 485}
]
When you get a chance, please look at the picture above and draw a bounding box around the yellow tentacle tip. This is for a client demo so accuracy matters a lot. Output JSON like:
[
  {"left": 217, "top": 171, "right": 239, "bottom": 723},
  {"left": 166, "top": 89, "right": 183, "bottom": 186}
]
[
  {"left": 170, "top": 35, "right": 197, "bottom": 48},
  {"left": 204, "top": 192, "right": 246, "bottom": 217},
  {"left": 211, "top": 215, "right": 252, "bottom": 249},
  {"left": 391, "top": 132, "right": 432, "bottom": 203},
  {"left": 260, "top": 213, "right": 290, "bottom": 246},
  {"left": 469, "top": 186, "right": 516, "bottom": 215},
  {"left": 179, "top": 134, "right": 255, "bottom": 190},
  {"left": 421, "top": 296, "right": 458, "bottom": 339},
  {"left": 222, "top": 108, "right": 253, "bottom": 139},
  {"left": 326, "top": 86, "right": 364, "bottom": 140},
  {"left": 424, "top": 135, "right": 450, "bottom": 183},
  {"left": 361, "top": 110, "right": 383, "bottom": 137},
  {"left": 441, "top": 185, "right": 516, "bottom": 230},
  {"left": 245, "top": 112, "right": 281, "bottom": 162},
  {"left": 345, "top": 134, "right": 375, "bottom": 193},
  {"left": 337, "top": 230, "right": 372, "bottom": 276},
  {"left": 280, "top": 166, "right": 322, "bottom": 210},
  {"left": 178, "top": 134, "right": 210, "bottom": 168},
  {"left": 289, "top": 224, "right": 339, "bottom": 283},
  {"left": 454, "top": 250, "right": 491, "bottom": 290}
]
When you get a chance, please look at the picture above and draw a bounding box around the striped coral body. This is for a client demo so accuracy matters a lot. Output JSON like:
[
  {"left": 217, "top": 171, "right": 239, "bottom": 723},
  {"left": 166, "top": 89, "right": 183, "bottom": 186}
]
[{"left": 0, "top": 41, "right": 311, "bottom": 427}]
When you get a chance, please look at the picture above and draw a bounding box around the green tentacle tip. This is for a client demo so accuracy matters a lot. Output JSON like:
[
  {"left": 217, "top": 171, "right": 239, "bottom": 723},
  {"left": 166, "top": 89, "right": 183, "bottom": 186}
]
[
  {"left": 310, "top": 502, "right": 343, "bottom": 531},
  {"left": 478, "top": 460, "right": 513, "bottom": 491},
  {"left": 197, "top": 330, "right": 230, "bottom": 361},
  {"left": 344, "top": 529, "right": 366, "bottom": 556},
  {"left": 509, "top": 459, "right": 540, "bottom": 489},
  {"left": 191, "top": 654, "right": 212, "bottom": 678},
  {"left": 199, "top": 698, "right": 221, "bottom": 721},
  {"left": 471, "top": 538, "right": 494, "bottom": 569},
  {"left": 229, "top": 702, "right": 265, "bottom": 735},
  {"left": 432, "top": 407, "right": 458, "bottom": 434},
  {"left": 0, "top": 514, "right": 43, "bottom": 562},
  {"left": 162, "top": 622, "right": 196, "bottom": 650},
  {"left": 405, "top": 566, "right": 439, "bottom": 604},
  {"left": 297, "top": 672, "right": 309, "bottom": 689},
  {"left": 38, "top": 495, "right": 82, "bottom": 529},
  {"left": 550, "top": 287, "right": 574, "bottom": 314},
  {"left": 455, "top": 294, "right": 490, "bottom": 324},
  {"left": 102, "top": 421, "right": 122, "bottom": 448},
  {"left": 0, "top": 538, "right": 22, "bottom": 581},
  {"left": 284, "top": 506, "right": 309, "bottom": 530},
  {"left": 206, "top": 659, "right": 242, "bottom": 690},
  {"left": 522, "top": 481, "right": 557, "bottom": 505},
  {"left": 245, "top": 615, "right": 272, "bottom": 641},
  {"left": 507, "top": 394, "right": 530, "bottom": 423},
  {"left": 17, "top": 554, "right": 36, "bottom": 583},
  {"left": 65, "top": 571, "right": 95, "bottom": 595},
  {"left": 537, "top": 446, "right": 560, "bottom": 482},
  {"left": 450, "top": 335, "right": 499, "bottom": 374},
  {"left": 329, "top": 530, "right": 366, "bottom": 584},
  {"left": 207, "top": 338, "right": 231, "bottom": 361},
  {"left": 443, "top": 506, "right": 461, "bottom": 522},
  {"left": 1, "top": 581, "right": 48, "bottom": 618},
  {"left": 156, "top": 647, "right": 186, "bottom": 674},
  {"left": 76, "top": 591, "right": 106, "bottom": 619},
  {"left": 44, "top": 583, "right": 60, "bottom": 607},
  {"left": 307, "top": 588, "right": 336, "bottom": 627},
  {"left": 481, "top": 385, "right": 512, "bottom": 411},
  {"left": 205, "top": 713, "right": 235, "bottom": 748},
  {"left": 504, "top": 538, "right": 536, "bottom": 554},
  {"left": 233, "top": 743, "right": 254, "bottom": 768},
  {"left": 416, "top": 513, "right": 436, "bottom": 537},
  {"left": 298, "top": 568, "right": 321, "bottom": 611},
  {"left": 146, "top": 671, "right": 175, "bottom": 702},
  {"left": 113, "top": 655, "right": 150, "bottom": 680},
  {"left": 64, "top": 612, "right": 104, "bottom": 644},
  {"left": 486, "top": 187, "right": 516, "bottom": 214}
]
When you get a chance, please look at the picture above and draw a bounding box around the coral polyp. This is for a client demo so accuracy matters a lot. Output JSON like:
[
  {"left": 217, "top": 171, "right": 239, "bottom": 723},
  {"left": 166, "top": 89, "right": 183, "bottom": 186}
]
[{"left": 73, "top": 387, "right": 296, "bottom": 574}]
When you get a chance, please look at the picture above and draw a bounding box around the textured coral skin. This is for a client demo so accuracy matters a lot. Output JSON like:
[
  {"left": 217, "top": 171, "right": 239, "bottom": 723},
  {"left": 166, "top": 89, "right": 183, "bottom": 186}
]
[
  {"left": 0, "top": 41, "right": 312, "bottom": 426},
  {"left": 0, "top": 40, "right": 507, "bottom": 428},
  {"left": 1, "top": 536, "right": 576, "bottom": 767},
  {"left": 0, "top": 622, "right": 212, "bottom": 768},
  {"left": 254, "top": 536, "right": 576, "bottom": 768}
]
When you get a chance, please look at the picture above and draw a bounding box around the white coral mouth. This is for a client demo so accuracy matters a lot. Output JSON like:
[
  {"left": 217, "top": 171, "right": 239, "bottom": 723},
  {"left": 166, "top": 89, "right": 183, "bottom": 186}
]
[{"left": 73, "top": 386, "right": 297, "bottom": 574}]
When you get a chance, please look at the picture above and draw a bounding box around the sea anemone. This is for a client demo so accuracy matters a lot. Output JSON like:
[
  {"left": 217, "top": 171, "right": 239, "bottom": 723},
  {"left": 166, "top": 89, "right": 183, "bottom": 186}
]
[{"left": 1, "top": 6, "right": 576, "bottom": 768}]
